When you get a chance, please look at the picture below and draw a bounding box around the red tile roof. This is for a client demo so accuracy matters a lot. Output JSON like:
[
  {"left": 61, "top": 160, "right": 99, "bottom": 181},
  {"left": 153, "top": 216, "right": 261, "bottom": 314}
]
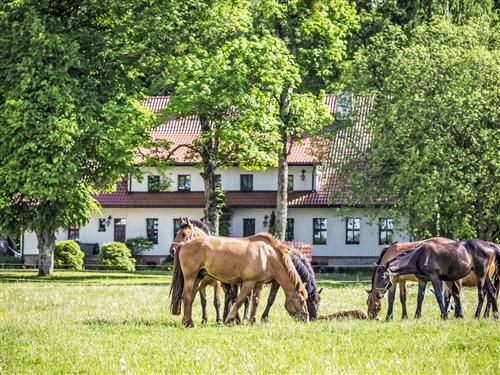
[
  {"left": 97, "top": 94, "right": 375, "bottom": 208},
  {"left": 140, "top": 96, "right": 316, "bottom": 165}
]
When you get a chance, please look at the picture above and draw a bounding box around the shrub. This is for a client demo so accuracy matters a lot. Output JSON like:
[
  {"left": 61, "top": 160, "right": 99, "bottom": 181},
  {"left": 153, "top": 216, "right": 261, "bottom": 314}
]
[
  {"left": 54, "top": 241, "right": 84, "bottom": 270},
  {"left": 125, "top": 237, "right": 154, "bottom": 255},
  {"left": 99, "top": 242, "right": 136, "bottom": 271}
]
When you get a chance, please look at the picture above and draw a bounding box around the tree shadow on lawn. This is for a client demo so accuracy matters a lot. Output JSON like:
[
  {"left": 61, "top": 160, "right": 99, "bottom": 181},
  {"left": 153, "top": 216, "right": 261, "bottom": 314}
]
[
  {"left": 81, "top": 317, "right": 189, "bottom": 328},
  {"left": 0, "top": 270, "right": 169, "bottom": 284}
]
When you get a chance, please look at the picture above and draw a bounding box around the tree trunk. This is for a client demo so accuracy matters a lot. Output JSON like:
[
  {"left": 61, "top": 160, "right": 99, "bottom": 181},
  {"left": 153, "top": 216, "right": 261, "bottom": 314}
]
[
  {"left": 202, "top": 162, "right": 219, "bottom": 236},
  {"left": 200, "top": 116, "right": 219, "bottom": 236},
  {"left": 36, "top": 227, "right": 56, "bottom": 276},
  {"left": 275, "top": 134, "right": 288, "bottom": 241}
]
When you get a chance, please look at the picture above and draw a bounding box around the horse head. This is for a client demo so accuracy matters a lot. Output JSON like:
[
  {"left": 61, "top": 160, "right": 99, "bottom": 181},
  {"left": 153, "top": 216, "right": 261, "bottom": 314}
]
[
  {"left": 284, "top": 285, "right": 309, "bottom": 322},
  {"left": 307, "top": 287, "right": 322, "bottom": 320},
  {"left": 366, "top": 264, "right": 392, "bottom": 319}
]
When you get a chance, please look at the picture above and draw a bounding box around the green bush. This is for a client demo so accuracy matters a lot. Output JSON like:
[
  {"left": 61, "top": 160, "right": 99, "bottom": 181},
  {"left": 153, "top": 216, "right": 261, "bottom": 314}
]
[
  {"left": 125, "top": 237, "right": 154, "bottom": 255},
  {"left": 54, "top": 241, "right": 84, "bottom": 270},
  {"left": 99, "top": 242, "right": 136, "bottom": 271}
]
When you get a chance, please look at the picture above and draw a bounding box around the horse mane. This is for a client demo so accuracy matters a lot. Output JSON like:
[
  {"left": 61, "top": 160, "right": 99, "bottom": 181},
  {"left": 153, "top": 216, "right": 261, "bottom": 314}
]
[
  {"left": 369, "top": 245, "right": 392, "bottom": 291},
  {"left": 289, "top": 248, "right": 315, "bottom": 280},
  {"left": 290, "top": 252, "right": 316, "bottom": 294},
  {"left": 254, "top": 233, "right": 308, "bottom": 297},
  {"left": 179, "top": 219, "right": 211, "bottom": 235},
  {"left": 387, "top": 245, "right": 421, "bottom": 271}
]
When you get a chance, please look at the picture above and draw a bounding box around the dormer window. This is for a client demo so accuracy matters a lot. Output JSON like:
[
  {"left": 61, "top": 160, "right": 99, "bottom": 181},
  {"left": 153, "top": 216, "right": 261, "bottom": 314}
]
[
  {"left": 148, "top": 175, "right": 161, "bottom": 192},
  {"left": 240, "top": 174, "right": 253, "bottom": 191},
  {"left": 178, "top": 175, "right": 191, "bottom": 191}
]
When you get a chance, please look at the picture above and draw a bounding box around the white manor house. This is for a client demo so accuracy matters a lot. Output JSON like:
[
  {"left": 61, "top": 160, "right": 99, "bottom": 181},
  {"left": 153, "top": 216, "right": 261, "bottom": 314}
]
[{"left": 22, "top": 95, "right": 408, "bottom": 266}]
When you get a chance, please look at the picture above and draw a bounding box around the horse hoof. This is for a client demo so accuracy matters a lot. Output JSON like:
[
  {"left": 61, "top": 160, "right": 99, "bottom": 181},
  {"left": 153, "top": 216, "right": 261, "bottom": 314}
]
[
  {"left": 493, "top": 312, "right": 499, "bottom": 320},
  {"left": 183, "top": 321, "right": 195, "bottom": 328},
  {"left": 401, "top": 315, "right": 408, "bottom": 320},
  {"left": 414, "top": 314, "right": 421, "bottom": 319}
]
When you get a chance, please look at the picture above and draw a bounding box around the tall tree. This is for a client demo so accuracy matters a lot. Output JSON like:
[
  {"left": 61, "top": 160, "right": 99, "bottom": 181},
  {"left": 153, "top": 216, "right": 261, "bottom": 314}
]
[
  {"left": 335, "top": 17, "right": 500, "bottom": 241},
  {"left": 251, "top": 0, "right": 358, "bottom": 239},
  {"left": 0, "top": 0, "right": 151, "bottom": 275}
]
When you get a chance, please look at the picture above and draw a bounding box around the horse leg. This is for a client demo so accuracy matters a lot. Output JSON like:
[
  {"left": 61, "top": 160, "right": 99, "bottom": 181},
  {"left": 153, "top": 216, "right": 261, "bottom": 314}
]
[
  {"left": 243, "top": 290, "right": 253, "bottom": 321},
  {"left": 198, "top": 283, "right": 208, "bottom": 324},
  {"left": 385, "top": 283, "right": 397, "bottom": 321},
  {"left": 182, "top": 276, "right": 201, "bottom": 328},
  {"left": 430, "top": 276, "right": 447, "bottom": 319},
  {"left": 222, "top": 283, "right": 232, "bottom": 322},
  {"left": 474, "top": 275, "right": 486, "bottom": 318},
  {"left": 225, "top": 282, "right": 255, "bottom": 325},
  {"left": 261, "top": 281, "right": 280, "bottom": 322},
  {"left": 249, "top": 285, "right": 264, "bottom": 324},
  {"left": 483, "top": 278, "right": 498, "bottom": 319},
  {"left": 213, "top": 281, "right": 222, "bottom": 324},
  {"left": 450, "top": 281, "right": 463, "bottom": 319},
  {"left": 399, "top": 281, "right": 408, "bottom": 320},
  {"left": 415, "top": 280, "right": 426, "bottom": 319}
]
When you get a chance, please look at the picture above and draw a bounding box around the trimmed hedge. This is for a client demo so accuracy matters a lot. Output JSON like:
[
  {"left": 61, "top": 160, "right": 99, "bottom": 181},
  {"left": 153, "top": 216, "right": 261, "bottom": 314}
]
[
  {"left": 54, "top": 241, "right": 84, "bottom": 270},
  {"left": 99, "top": 242, "right": 136, "bottom": 271},
  {"left": 125, "top": 237, "right": 153, "bottom": 255}
]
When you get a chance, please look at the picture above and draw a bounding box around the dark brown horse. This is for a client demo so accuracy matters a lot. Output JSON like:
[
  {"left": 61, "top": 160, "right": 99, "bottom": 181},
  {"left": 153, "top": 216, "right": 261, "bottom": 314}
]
[
  {"left": 374, "top": 239, "right": 499, "bottom": 319},
  {"left": 260, "top": 250, "right": 322, "bottom": 321},
  {"left": 366, "top": 237, "right": 454, "bottom": 320},
  {"left": 170, "top": 231, "right": 309, "bottom": 327}
]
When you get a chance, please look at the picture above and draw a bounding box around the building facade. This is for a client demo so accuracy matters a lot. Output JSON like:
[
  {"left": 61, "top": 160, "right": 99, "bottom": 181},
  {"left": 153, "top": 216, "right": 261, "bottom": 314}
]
[{"left": 22, "top": 95, "right": 409, "bottom": 266}]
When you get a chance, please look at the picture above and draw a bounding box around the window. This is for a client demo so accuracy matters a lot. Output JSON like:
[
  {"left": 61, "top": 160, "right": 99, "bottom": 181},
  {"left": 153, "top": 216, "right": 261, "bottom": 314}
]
[
  {"left": 173, "top": 218, "right": 182, "bottom": 238},
  {"left": 214, "top": 174, "right": 222, "bottom": 188},
  {"left": 243, "top": 219, "right": 255, "bottom": 237},
  {"left": 68, "top": 223, "right": 80, "bottom": 241},
  {"left": 240, "top": 174, "right": 253, "bottom": 191},
  {"left": 345, "top": 218, "right": 361, "bottom": 244},
  {"left": 98, "top": 218, "right": 106, "bottom": 232},
  {"left": 146, "top": 218, "right": 159, "bottom": 244},
  {"left": 178, "top": 175, "right": 191, "bottom": 191},
  {"left": 114, "top": 218, "right": 126, "bottom": 242},
  {"left": 287, "top": 175, "right": 294, "bottom": 192},
  {"left": 148, "top": 175, "right": 161, "bottom": 192},
  {"left": 285, "top": 218, "right": 294, "bottom": 241},
  {"left": 313, "top": 218, "right": 327, "bottom": 245},
  {"left": 379, "top": 218, "right": 394, "bottom": 245}
]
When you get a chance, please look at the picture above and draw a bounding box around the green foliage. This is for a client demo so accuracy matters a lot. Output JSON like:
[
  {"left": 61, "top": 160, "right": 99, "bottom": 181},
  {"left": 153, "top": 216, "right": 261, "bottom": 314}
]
[
  {"left": 215, "top": 186, "right": 233, "bottom": 237},
  {"left": 336, "top": 18, "right": 500, "bottom": 241},
  {"left": 268, "top": 210, "right": 277, "bottom": 235},
  {"left": 0, "top": 1, "right": 153, "bottom": 273},
  {"left": 125, "top": 237, "right": 154, "bottom": 256},
  {"left": 54, "top": 241, "right": 84, "bottom": 270},
  {"left": 99, "top": 242, "right": 136, "bottom": 272}
]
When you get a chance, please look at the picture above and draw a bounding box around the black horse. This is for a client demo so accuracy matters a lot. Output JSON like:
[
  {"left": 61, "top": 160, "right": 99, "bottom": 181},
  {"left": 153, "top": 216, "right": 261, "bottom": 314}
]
[
  {"left": 261, "top": 250, "right": 322, "bottom": 321},
  {"left": 374, "top": 239, "right": 499, "bottom": 319}
]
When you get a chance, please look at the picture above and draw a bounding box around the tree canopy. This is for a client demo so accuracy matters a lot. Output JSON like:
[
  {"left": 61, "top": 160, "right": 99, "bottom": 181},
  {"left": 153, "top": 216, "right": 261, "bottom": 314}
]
[
  {"left": 0, "top": 0, "right": 152, "bottom": 274},
  {"left": 335, "top": 15, "right": 500, "bottom": 241}
]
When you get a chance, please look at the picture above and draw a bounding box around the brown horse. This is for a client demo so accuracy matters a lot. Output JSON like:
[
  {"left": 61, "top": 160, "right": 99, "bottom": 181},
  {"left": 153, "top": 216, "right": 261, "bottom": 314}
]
[
  {"left": 374, "top": 239, "right": 499, "bottom": 319},
  {"left": 169, "top": 218, "right": 223, "bottom": 324},
  {"left": 170, "top": 231, "right": 309, "bottom": 327},
  {"left": 366, "top": 237, "right": 454, "bottom": 320}
]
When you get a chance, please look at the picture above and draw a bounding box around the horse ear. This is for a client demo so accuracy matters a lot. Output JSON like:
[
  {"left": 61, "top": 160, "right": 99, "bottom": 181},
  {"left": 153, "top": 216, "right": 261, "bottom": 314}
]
[
  {"left": 365, "top": 289, "right": 371, "bottom": 294},
  {"left": 181, "top": 217, "right": 186, "bottom": 224},
  {"left": 186, "top": 218, "right": 191, "bottom": 225},
  {"left": 318, "top": 288, "right": 323, "bottom": 295}
]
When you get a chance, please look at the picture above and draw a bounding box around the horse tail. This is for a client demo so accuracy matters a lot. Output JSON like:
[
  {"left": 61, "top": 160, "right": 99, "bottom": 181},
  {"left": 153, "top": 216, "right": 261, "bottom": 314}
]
[
  {"left": 491, "top": 243, "right": 500, "bottom": 296},
  {"left": 169, "top": 246, "right": 184, "bottom": 315}
]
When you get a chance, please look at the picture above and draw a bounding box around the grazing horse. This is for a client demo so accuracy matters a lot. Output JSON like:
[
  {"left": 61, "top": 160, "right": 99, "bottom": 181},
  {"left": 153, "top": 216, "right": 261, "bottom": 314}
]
[
  {"left": 261, "top": 250, "right": 322, "bottom": 321},
  {"left": 170, "top": 231, "right": 309, "bottom": 327},
  {"left": 366, "top": 237, "right": 454, "bottom": 320},
  {"left": 169, "top": 218, "right": 223, "bottom": 324},
  {"left": 374, "top": 239, "right": 499, "bottom": 319}
]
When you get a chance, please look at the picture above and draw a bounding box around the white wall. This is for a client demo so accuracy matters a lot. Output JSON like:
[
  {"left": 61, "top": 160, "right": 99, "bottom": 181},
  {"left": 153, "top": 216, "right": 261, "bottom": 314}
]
[
  {"left": 23, "top": 207, "right": 409, "bottom": 259},
  {"left": 23, "top": 208, "right": 204, "bottom": 256},
  {"left": 130, "top": 165, "right": 315, "bottom": 192}
]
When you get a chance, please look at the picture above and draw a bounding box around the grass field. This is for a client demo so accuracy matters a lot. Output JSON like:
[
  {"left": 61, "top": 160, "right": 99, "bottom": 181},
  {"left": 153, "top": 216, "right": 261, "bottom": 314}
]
[{"left": 1, "top": 270, "right": 498, "bottom": 374}]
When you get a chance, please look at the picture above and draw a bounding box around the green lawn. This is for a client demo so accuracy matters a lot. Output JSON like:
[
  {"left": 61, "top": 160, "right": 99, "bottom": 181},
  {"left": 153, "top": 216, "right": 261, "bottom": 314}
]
[{"left": 0, "top": 270, "right": 498, "bottom": 374}]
